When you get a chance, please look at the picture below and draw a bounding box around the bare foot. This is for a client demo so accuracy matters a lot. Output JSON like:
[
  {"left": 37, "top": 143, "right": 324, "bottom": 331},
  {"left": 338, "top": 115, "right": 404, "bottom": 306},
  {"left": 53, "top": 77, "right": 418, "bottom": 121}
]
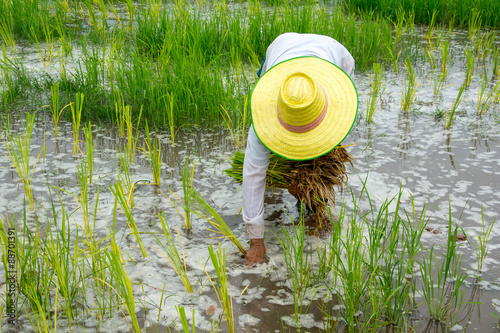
[{"left": 245, "top": 239, "right": 266, "bottom": 267}]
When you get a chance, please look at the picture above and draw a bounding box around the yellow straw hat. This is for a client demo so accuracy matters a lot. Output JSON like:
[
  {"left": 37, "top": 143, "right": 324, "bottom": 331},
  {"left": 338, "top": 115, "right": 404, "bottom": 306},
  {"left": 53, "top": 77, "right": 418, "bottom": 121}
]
[{"left": 251, "top": 56, "right": 358, "bottom": 160}]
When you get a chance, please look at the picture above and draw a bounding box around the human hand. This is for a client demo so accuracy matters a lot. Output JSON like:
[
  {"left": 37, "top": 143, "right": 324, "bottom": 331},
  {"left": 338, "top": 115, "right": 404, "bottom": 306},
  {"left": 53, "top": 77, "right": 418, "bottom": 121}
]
[{"left": 245, "top": 239, "right": 266, "bottom": 267}]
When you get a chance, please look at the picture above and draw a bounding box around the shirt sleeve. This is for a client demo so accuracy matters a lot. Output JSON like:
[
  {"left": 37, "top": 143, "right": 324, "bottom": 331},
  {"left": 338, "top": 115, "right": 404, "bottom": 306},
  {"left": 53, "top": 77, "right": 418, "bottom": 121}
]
[{"left": 242, "top": 125, "right": 270, "bottom": 239}]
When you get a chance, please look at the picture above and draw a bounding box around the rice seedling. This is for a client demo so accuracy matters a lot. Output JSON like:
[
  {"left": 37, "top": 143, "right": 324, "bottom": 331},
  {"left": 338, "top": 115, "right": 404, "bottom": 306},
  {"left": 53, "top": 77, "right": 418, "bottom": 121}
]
[
  {"left": 43, "top": 199, "right": 82, "bottom": 328},
  {"left": 366, "top": 63, "right": 385, "bottom": 123},
  {"left": 495, "top": 80, "right": 500, "bottom": 104},
  {"left": 425, "top": 10, "right": 439, "bottom": 43},
  {"left": 464, "top": 46, "right": 476, "bottom": 89},
  {"left": 400, "top": 193, "right": 429, "bottom": 297},
  {"left": 204, "top": 243, "right": 235, "bottom": 333},
  {"left": 15, "top": 212, "right": 56, "bottom": 330},
  {"left": 70, "top": 92, "right": 84, "bottom": 156},
  {"left": 163, "top": 92, "right": 176, "bottom": 147},
  {"left": 1, "top": 110, "right": 10, "bottom": 135},
  {"left": 377, "top": 214, "right": 416, "bottom": 327},
  {"left": 334, "top": 216, "right": 373, "bottom": 330},
  {"left": 123, "top": 0, "right": 136, "bottom": 33},
  {"left": 446, "top": 83, "right": 465, "bottom": 129},
  {"left": 77, "top": 191, "right": 115, "bottom": 323},
  {"left": 124, "top": 104, "right": 143, "bottom": 163},
  {"left": 144, "top": 281, "right": 169, "bottom": 333},
  {"left": 468, "top": 206, "right": 495, "bottom": 275},
  {"left": 474, "top": 30, "right": 496, "bottom": 62},
  {"left": 117, "top": 150, "right": 135, "bottom": 209},
  {"left": 222, "top": 96, "right": 250, "bottom": 150},
  {"left": 74, "top": 161, "right": 92, "bottom": 234},
  {"left": 276, "top": 218, "right": 316, "bottom": 328},
  {"left": 30, "top": 18, "right": 56, "bottom": 68},
  {"left": 54, "top": 13, "right": 72, "bottom": 57},
  {"left": 181, "top": 157, "right": 196, "bottom": 229},
  {"left": 319, "top": 180, "right": 434, "bottom": 331},
  {"left": 84, "top": 0, "right": 107, "bottom": 40},
  {"left": 387, "top": 46, "right": 402, "bottom": 74},
  {"left": 476, "top": 73, "right": 499, "bottom": 116},
  {"left": 424, "top": 46, "right": 436, "bottom": 70},
  {"left": 419, "top": 245, "right": 468, "bottom": 326},
  {"left": 432, "top": 70, "right": 450, "bottom": 95},
  {"left": 106, "top": 237, "right": 141, "bottom": 333},
  {"left": 50, "top": 83, "right": 70, "bottom": 138},
  {"left": 492, "top": 45, "right": 500, "bottom": 77},
  {"left": 310, "top": 209, "right": 343, "bottom": 286},
  {"left": 3, "top": 112, "right": 41, "bottom": 211},
  {"left": 468, "top": 10, "right": 482, "bottom": 41},
  {"left": 24, "top": 286, "right": 58, "bottom": 333},
  {"left": 153, "top": 212, "right": 193, "bottom": 293},
  {"left": 0, "top": 16, "right": 16, "bottom": 53},
  {"left": 418, "top": 207, "right": 468, "bottom": 326},
  {"left": 114, "top": 92, "right": 126, "bottom": 137},
  {"left": 440, "top": 34, "right": 450, "bottom": 79},
  {"left": 110, "top": 180, "right": 148, "bottom": 257},
  {"left": 188, "top": 187, "right": 246, "bottom": 255},
  {"left": 162, "top": 157, "right": 196, "bottom": 230},
  {"left": 176, "top": 306, "right": 196, "bottom": 333},
  {"left": 401, "top": 57, "right": 420, "bottom": 112},
  {"left": 345, "top": 0, "right": 500, "bottom": 27},
  {"left": 0, "top": 46, "right": 17, "bottom": 109},
  {"left": 391, "top": 8, "right": 408, "bottom": 44},
  {"left": 83, "top": 121, "right": 95, "bottom": 185},
  {"left": 58, "top": 49, "right": 68, "bottom": 82},
  {"left": 142, "top": 120, "right": 162, "bottom": 186},
  {"left": 107, "top": 1, "right": 120, "bottom": 25}
]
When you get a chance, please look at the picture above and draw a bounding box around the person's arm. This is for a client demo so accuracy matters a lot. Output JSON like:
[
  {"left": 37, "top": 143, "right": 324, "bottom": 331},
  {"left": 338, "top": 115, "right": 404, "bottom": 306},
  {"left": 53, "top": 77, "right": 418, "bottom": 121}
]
[{"left": 242, "top": 126, "right": 270, "bottom": 239}]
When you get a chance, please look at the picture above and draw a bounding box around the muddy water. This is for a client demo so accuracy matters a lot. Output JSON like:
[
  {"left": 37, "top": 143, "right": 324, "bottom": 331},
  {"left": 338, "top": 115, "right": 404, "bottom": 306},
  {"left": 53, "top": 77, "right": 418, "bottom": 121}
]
[
  {"left": 1, "top": 68, "right": 500, "bottom": 332},
  {"left": 1, "top": 32, "right": 500, "bottom": 333}
]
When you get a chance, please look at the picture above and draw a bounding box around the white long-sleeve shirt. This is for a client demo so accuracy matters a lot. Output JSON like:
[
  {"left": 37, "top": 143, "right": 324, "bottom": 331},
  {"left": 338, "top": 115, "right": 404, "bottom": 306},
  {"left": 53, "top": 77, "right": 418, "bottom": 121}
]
[{"left": 242, "top": 33, "right": 355, "bottom": 239}]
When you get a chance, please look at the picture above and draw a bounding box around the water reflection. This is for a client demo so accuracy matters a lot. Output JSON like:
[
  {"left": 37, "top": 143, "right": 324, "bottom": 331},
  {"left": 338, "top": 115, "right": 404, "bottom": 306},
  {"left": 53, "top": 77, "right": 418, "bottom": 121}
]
[
  {"left": 396, "top": 110, "right": 413, "bottom": 161},
  {"left": 444, "top": 131, "right": 456, "bottom": 169}
]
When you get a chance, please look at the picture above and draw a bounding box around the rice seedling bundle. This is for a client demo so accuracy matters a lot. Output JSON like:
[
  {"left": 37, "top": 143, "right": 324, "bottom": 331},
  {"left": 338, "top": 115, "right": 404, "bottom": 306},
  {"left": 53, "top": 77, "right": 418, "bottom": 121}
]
[{"left": 224, "top": 146, "right": 354, "bottom": 216}]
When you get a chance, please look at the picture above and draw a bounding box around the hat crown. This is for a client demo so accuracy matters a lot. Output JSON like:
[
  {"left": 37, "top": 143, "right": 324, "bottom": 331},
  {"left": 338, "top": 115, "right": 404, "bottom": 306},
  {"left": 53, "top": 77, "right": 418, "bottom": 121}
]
[{"left": 277, "top": 72, "right": 326, "bottom": 127}]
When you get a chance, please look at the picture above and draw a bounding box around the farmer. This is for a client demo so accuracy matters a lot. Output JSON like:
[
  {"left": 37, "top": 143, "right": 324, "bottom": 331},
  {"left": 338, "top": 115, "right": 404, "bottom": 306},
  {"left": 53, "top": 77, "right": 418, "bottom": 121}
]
[{"left": 242, "top": 32, "right": 358, "bottom": 266}]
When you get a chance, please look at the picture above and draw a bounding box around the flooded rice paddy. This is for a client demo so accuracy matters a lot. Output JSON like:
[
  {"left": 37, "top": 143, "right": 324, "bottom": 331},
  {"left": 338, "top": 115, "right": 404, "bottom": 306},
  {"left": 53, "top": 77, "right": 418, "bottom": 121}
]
[{"left": 1, "top": 26, "right": 500, "bottom": 333}]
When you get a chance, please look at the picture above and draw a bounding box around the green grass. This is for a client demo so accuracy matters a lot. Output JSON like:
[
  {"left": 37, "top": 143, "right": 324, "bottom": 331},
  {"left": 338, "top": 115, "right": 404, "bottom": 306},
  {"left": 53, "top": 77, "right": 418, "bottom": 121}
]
[
  {"left": 275, "top": 216, "right": 316, "bottom": 328},
  {"left": 343, "top": 0, "right": 500, "bottom": 28},
  {"left": 50, "top": 83, "right": 70, "bottom": 138},
  {"left": 154, "top": 212, "right": 193, "bottom": 293},
  {"left": 401, "top": 57, "right": 420, "bottom": 112},
  {"left": 188, "top": 187, "right": 246, "bottom": 256},
  {"left": 0, "top": 155, "right": 491, "bottom": 333},
  {"left": 110, "top": 181, "right": 148, "bottom": 258},
  {"left": 418, "top": 207, "right": 468, "bottom": 325},
  {"left": 0, "top": 0, "right": 433, "bottom": 128},
  {"left": 3, "top": 112, "right": 41, "bottom": 211},
  {"left": 446, "top": 83, "right": 465, "bottom": 129},
  {"left": 142, "top": 120, "right": 162, "bottom": 186},
  {"left": 205, "top": 243, "right": 235, "bottom": 333},
  {"left": 366, "top": 63, "right": 385, "bottom": 123},
  {"left": 70, "top": 92, "right": 84, "bottom": 156},
  {"left": 82, "top": 121, "right": 95, "bottom": 185},
  {"left": 106, "top": 238, "right": 141, "bottom": 333}
]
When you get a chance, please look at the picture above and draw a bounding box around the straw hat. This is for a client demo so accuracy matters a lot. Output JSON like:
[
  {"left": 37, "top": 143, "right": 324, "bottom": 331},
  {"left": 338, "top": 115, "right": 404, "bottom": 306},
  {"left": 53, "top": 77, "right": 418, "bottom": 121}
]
[{"left": 251, "top": 56, "right": 358, "bottom": 160}]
